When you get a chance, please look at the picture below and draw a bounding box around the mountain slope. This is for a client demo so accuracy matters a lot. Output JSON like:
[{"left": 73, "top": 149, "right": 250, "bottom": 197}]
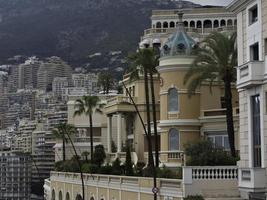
[{"left": 0, "top": 0, "right": 200, "bottom": 69}]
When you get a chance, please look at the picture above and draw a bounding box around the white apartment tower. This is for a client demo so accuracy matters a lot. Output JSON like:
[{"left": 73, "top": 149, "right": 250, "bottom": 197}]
[{"left": 229, "top": 0, "right": 267, "bottom": 199}]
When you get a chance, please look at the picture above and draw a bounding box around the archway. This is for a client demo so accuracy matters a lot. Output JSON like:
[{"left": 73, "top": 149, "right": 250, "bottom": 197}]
[
  {"left": 221, "top": 19, "right": 226, "bottom": 27},
  {"left": 52, "top": 189, "right": 55, "bottom": 200},
  {"left": 156, "top": 22, "right": 161, "bottom": 28},
  {"left": 227, "top": 19, "right": 233, "bottom": 26},
  {"left": 213, "top": 20, "right": 219, "bottom": 28},
  {"left": 163, "top": 21, "right": 168, "bottom": 28},
  {"left": 66, "top": 192, "right": 70, "bottom": 200},
  {"left": 190, "top": 21, "right": 195, "bottom": 28},
  {"left": 196, "top": 21, "right": 202, "bottom": 28},
  {"left": 170, "top": 21, "right": 175, "bottom": 28},
  {"left": 59, "top": 191, "right": 63, "bottom": 200},
  {"left": 76, "top": 194, "right": 83, "bottom": 200},
  {"left": 184, "top": 21, "right": 188, "bottom": 27},
  {"left": 204, "top": 20, "right": 212, "bottom": 28}
]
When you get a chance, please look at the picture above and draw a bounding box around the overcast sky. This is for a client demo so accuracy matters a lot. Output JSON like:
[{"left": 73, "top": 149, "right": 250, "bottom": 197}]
[{"left": 188, "top": 0, "right": 234, "bottom": 6}]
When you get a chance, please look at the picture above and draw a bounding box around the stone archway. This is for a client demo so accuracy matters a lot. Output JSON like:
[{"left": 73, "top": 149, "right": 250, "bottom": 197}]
[
  {"left": 52, "top": 189, "right": 55, "bottom": 200},
  {"left": 76, "top": 194, "right": 83, "bottom": 200},
  {"left": 66, "top": 192, "right": 70, "bottom": 200}
]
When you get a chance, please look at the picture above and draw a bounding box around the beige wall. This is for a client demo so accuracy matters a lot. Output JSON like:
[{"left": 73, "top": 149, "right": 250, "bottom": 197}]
[{"left": 49, "top": 172, "right": 182, "bottom": 200}]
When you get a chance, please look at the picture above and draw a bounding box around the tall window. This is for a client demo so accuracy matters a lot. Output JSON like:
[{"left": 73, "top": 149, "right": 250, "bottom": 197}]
[
  {"left": 249, "top": 5, "right": 258, "bottom": 25},
  {"left": 168, "top": 88, "right": 178, "bottom": 112},
  {"left": 264, "top": 38, "right": 267, "bottom": 55},
  {"left": 250, "top": 42, "right": 259, "bottom": 61},
  {"left": 169, "top": 128, "right": 179, "bottom": 150},
  {"left": 251, "top": 95, "right": 261, "bottom": 167}
]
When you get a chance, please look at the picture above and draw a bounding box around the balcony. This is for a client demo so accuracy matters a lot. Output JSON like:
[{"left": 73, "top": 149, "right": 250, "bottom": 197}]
[
  {"left": 239, "top": 168, "right": 266, "bottom": 192},
  {"left": 142, "top": 26, "right": 236, "bottom": 40},
  {"left": 237, "top": 61, "right": 265, "bottom": 89},
  {"left": 144, "top": 151, "right": 185, "bottom": 167},
  {"left": 104, "top": 95, "right": 137, "bottom": 114}
]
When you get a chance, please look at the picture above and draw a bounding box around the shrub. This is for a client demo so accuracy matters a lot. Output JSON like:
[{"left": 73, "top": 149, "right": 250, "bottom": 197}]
[
  {"left": 125, "top": 145, "right": 134, "bottom": 176},
  {"left": 81, "top": 163, "right": 98, "bottom": 174},
  {"left": 93, "top": 145, "right": 106, "bottom": 167},
  {"left": 157, "top": 166, "right": 174, "bottom": 179},
  {"left": 185, "top": 140, "right": 237, "bottom": 166},
  {"left": 81, "top": 163, "right": 91, "bottom": 173},
  {"left": 134, "top": 162, "right": 146, "bottom": 176},
  {"left": 99, "top": 165, "right": 113, "bottom": 175},
  {"left": 184, "top": 195, "right": 204, "bottom": 200},
  {"left": 54, "top": 161, "right": 65, "bottom": 171},
  {"left": 112, "top": 158, "right": 122, "bottom": 175}
]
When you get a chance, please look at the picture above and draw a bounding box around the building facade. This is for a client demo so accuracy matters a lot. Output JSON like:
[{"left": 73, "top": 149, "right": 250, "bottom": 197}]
[
  {"left": 229, "top": 0, "right": 267, "bottom": 199},
  {"left": 0, "top": 151, "right": 31, "bottom": 200}
]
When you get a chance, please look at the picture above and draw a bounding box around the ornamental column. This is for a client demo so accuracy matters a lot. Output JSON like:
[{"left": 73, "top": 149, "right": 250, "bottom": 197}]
[
  {"left": 117, "top": 113, "right": 122, "bottom": 153},
  {"left": 107, "top": 115, "right": 112, "bottom": 153}
]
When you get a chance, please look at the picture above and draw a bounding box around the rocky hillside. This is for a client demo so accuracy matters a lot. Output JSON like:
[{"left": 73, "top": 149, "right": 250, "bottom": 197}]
[{"left": 0, "top": 0, "right": 200, "bottom": 70}]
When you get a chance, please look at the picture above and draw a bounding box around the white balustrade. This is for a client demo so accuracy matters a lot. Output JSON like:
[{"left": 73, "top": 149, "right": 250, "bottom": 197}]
[{"left": 191, "top": 166, "right": 238, "bottom": 180}]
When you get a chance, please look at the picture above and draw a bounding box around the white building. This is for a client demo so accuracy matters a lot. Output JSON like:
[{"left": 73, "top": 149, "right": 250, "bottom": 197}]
[
  {"left": 0, "top": 151, "right": 31, "bottom": 200},
  {"left": 72, "top": 73, "right": 99, "bottom": 94},
  {"left": 229, "top": 0, "right": 267, "bottom": 199},
  {"left": 52, "top": 77, "right": 69, "bottom": 100}
]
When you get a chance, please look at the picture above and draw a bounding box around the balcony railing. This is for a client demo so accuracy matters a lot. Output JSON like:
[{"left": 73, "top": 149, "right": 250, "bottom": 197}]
[
  {"left": 106, "top": 95, "right": 136, "bottom": 106},
  {"left": 143, "top": 26, "right": 236, "bottom": 37},
  {"left": 237, "top": 61, "right": 265, "bottom": 89},
  {"left": 190, "top": 166, "right": 238, "bottom": 180},
  {"left": 73, "top": 136, "right": 101, "bottom": 143},
  {"left": 144, "top": 150, "right": 185, "bottom": 165}
]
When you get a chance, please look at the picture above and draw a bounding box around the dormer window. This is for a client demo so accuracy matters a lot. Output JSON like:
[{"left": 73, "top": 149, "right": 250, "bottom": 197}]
[{"left": 249, "top": 5, "right": 258, "bottom": 25}]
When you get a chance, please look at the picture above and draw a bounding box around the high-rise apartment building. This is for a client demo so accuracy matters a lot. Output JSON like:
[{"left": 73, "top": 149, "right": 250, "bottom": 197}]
[
  {"left": 18, "top": 57, "right": 41, "bottom": 89},
  {"left": 72, "top": 73, "right": 99, "bottom": 94},
  {"left": 52, "top": 77, "right": 69, "bottom": 100},
  {"left": 0, "top": 151, "right": 31, "bottom": 200},
  {"left": 37, "top": 57, "right": 72, "bottom": 91}
]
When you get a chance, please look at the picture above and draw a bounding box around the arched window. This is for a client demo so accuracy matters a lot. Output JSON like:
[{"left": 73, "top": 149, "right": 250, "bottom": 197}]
[
  {"left": 52, "top": 190, "right": 55, "bottom": 200},
  {"left": 227, "top": 19, "right": 233, "bottom": 26},
  {"left": 169, "top": 128, "right": 179, "bottom": 150},
  {"left": 184, "top": 21, "right": 188, "bottom": 27},
  {"left": 170, "top": 21, "right": 175, "bottom": 28},
  {"left": 213, "top": 20, "right": 219, "bottom": 28},
  {"left": 76, "top": 194, "right": 83, "bottom": 200},
  {"left": 59, "top": 191, "right": 63, "bottom": 200},
  {"left": 196, "top": 21, "right": 202, "bottom": 28},
  {"left": 163, "top": 21, "right": 168, "bottom": 28},
  {"left": 66, "top": 192, "right": 70, "bottom": 200},
  {"left": 204, "top": 20, "right": 212, "bottom": 28},
  {"left": 156, "top": 22, "right": 161, "bottom": 28},
  {"left": 90, "top": 197, "right": 95, "bottom": 200},
  {"left": 190, "top": 21, "right": 195, "bottom": 28},
  {"left": 221, "top": 19, "right": 226, "bottom": 27},
  {"left": 168, "top": 88, "right": 178, "bottom": 112}
]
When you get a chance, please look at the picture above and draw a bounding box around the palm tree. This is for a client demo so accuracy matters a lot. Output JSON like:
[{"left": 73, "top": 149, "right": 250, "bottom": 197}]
[
  {"left": 128, "top": 48, "right": 155, "bottom": 168},
  {"left": 184, "top": 32, "right": 237, "bottom": 157},
  {"left": 81, "top": 151, "right": 90, "bottom": 161},
  {"left": 74, "top": 96, "right": 102, "bottom": 161},
  {"left": 52, "top": 123, "right": 76, "bottom": 161}
]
